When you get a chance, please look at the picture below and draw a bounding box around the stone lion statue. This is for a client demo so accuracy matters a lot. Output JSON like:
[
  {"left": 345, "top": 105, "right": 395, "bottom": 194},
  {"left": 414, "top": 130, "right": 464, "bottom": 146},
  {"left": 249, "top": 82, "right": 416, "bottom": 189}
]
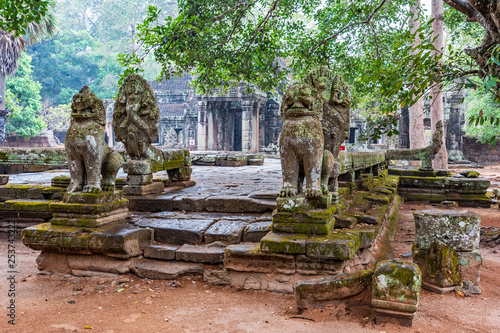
[
  {"left": 65, "top": 86, "right": 123, "bottom": 193},
  {"left": 113, "top": 74, "right": 160, "bottom": 159},
  {"left": 279, "top": 81, "right": 334, "bottom": 198}
]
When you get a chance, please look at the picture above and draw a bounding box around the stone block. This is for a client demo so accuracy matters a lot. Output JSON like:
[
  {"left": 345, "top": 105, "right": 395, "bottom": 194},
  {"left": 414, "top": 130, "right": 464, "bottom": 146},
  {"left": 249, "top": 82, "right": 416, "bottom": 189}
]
[
  {"left": 272, "top": 222, "right": 330, "bottom": 234},
  {"left": 51, "top": 209, "right": 130, "bottom": 228},
  {"left": 305, "top": 233, "right": 360, "bottom": 260},
  {"left": 204, "top": 220, "right": 248, "bottom": 244},
  {"left": 271, "top": 206, "right": 336, "bottom": 226},
  {"left": 334, "top": 214, "right": 358, "bottom": 229},
  {"left": 88, "top": 224, "right": 152, "bottom": 259},
  {"left": 167, "top": 166, "right": 192, "bottom": 181},
  {"left": 123, "top": 182, "right": 164, "bottom": 196},
  {"left": 203, "top": 269, "right": 231, "bottom": 285},
  {"left": 205, "top": 196, "right": 276, "bottom": 213},
  {"left": 132, "top": 258, "right": 204, "bottom": 279},
  {"left": 295, "top": 270, "right": 373, "bottom": 312},
  {"left": 135, "top": 218, "right": 215, "bottom": 245},
  {"left": 412, "top": 241, "right": 461, "bottom": 292},
  {"left": 0, "top": 175, "right": 9, "bottom": 185},
  {"left": 242, "top": 221, "right": 272, "bottom": 242},
  {"left": 176, "top": 244, "right": 225, "bottom": 264},
  {"left": 458, "top": 250, "right": 482, "bottom": 285},
  {"left": 172, "top": 195, "right": 207, "bottom": 212},
  {"left": 49, "top": 199, "right": 129, "bottom": 215},
  {"left": 127, "top": 160, "right": 152, "bottom": 175},
  {"left": 144, "top": 244, "right": 179, "bottom": 260},
  {"left": 276, "top": 195, "right": 331, "bottom": 212},
  {"left": 372, "top": 259, "right": 421, "bottom": 328},
  {"left": 413, "top": 210, "right": 480, "bottom": 251},
  {"left": 127, "top": 174, "right": 153, "bottom": 185},
  {"left": 66, "top": 254, "right": 138, "bottom": 274},
  {"left": 128, "top": 196, "right": 173, "bottom": 212},
  {"left": 260, "top": 232, "right": 307, "bottom": 254},
  {"left": 295, "top": 255, "right": 344, "bottom": 275},
  {"left": 224, "top": 243, "right": 295, "bottom": 274},
  {"left": 62, "top": 191, "right": 123, "bottom": 204},
  {"left": 22, "top": 223, "right": 92, "bottom": 254}
]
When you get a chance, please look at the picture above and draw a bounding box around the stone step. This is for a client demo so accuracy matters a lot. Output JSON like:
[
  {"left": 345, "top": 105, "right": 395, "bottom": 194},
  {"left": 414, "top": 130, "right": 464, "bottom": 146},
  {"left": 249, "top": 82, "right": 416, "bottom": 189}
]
[
  {"left": 128, "top": 194, "right": 276, "bottom": 213},
  {"left": 134, "top": 212, "right": 272, "bottom": 246},
  {"left": 144, "top": 243, "right": 226, "bottom": 264}
]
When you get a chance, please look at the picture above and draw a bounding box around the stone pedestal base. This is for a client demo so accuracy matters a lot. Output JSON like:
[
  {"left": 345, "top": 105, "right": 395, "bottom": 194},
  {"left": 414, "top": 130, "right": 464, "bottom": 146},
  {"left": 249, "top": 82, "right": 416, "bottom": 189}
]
[
  {"left": 123, "top": 181, "right": 164, "bottom": 196},
  {"left": 51, "top": 191, "right": 130, "bottom": 228},
  {"left": 271, "top": 204, "right": 336, "bottom": 235},
  {"left": 373, "top": 307, "right": 416, "bottom": 327}
]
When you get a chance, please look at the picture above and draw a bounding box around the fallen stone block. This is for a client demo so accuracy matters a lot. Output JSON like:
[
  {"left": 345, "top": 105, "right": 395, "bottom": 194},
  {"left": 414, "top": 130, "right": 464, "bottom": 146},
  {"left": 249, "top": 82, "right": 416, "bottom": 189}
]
[
  {"left": 294, "top": 270, "right": 373, "bottom": 312},
  {"left": 372, "top": 259, "right": 421, "bottom": 328},
  {"left": 132, "top": 258, "right": 204, "bottom": 279},
  {"left": 242, "top": 221, "right": 272, "bottom": 242}
]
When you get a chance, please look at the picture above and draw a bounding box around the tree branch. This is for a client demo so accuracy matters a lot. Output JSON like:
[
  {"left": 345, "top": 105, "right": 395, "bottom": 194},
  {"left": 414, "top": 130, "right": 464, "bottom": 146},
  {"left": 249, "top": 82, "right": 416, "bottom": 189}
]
[
  {"left": 443, "top": 0, "right": 486, "bottom": 27},
  {"left": 310, "top": 0, "right": 388, "bottom": 54}
]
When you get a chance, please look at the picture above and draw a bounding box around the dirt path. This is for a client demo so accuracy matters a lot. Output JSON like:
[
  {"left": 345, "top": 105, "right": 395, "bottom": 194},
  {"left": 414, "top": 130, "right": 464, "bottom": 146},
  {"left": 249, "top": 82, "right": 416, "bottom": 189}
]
[{"left": 1, "top": 201, "right": 499, "bottom": 333}]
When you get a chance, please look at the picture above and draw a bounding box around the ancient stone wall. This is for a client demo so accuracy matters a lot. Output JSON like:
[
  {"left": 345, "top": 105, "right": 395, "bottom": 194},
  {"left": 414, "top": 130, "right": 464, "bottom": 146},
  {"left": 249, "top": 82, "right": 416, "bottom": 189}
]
[{"left": 462, "top": 137, "right": 500, "bottom": 165}]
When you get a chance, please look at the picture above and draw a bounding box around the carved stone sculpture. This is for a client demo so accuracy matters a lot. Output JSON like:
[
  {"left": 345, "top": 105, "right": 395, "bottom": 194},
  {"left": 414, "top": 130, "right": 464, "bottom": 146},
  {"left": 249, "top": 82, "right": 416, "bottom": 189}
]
[
  {"left": 279, "top": 67, "right": 351, "bottom": 201},
  {"left": 113, "top": 73, "right": 160, "bottom": 160},
  {"left": 386, "top": 120, "right": 444, "bottom": 170},
  {"left": 279, "top": 81, "right": 333, "bottom": 198},
  {"left": 65, "top": 86, "right": 122, "bottom": 194},
  {"left": 305, "top": 67, "right": 352, "bottom": 198}
]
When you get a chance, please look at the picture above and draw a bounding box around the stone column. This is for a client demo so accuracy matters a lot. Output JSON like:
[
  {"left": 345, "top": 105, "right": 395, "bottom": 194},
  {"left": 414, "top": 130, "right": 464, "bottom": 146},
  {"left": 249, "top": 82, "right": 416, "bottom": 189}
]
[
  {"left": 207, "top": 105, "right": 215, "bottom": 150},
  {"left": 250, "top": 100, "right": 259, "bottom": 153},
  {"left": 197, "top": 101, "right": 208, "bottom": 151},
  {"left": 241, "top": 100, "right": 253, "bottom": 152}
]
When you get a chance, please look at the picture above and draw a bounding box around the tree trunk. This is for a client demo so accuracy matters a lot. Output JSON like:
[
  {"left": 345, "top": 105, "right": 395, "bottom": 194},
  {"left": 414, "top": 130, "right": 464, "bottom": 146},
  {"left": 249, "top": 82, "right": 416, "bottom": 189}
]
[
  {"left": 431, "top": 0, "right": 448, "bottom": 170},
  {"left": 409, "top": 1, "right": 425, "bottom": 166},
  {"left": 0, "top": 72, "right": 6, "bottom": 110}
]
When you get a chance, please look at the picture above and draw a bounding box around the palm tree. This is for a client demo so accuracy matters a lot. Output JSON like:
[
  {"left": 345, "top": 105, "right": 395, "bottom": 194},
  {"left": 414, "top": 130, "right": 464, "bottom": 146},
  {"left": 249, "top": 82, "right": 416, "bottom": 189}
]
[{"left": 0, "top": 5, "right": 56, "bottom": 140}]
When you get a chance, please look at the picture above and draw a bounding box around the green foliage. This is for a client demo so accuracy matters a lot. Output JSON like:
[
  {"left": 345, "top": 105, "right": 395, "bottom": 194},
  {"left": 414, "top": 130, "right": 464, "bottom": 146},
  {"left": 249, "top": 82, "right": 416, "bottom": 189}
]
[
  {"left": 465, "top": 89, "right": 500, "bottom": 146},
  {"left": 41, "top": 103, "right": 71, "bottom": 131},
  {"left": 29, "top": 29, "right": 122, "bottom": 104},
  {"left": 0, "top": 0, "right": 52, "bottom": 35},
  {"left": 5, "top": 53, "right": 46, "bottom": 137},
  {"left": 28, "top": 0, "right": 177, "bottom": 104}
]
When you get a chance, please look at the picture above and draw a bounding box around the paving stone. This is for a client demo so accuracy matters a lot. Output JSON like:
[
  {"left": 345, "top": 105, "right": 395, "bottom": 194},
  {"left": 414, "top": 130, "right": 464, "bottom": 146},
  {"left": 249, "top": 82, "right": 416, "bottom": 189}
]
[
  {"left": 204, "top": 220, "right": 248, "bottom": 244},
  {"left": 176, "top": 244, "right": 225, "bottom": 264},
  {"left": 135, "top": 218, "right": 215, "bottom": 245},
  {"left": 413, "top": 210, "right": 481, "bottom": 251},
  {"left": 144, "top": 244, "right": 179, "bottom": 260},
  {"left": 224, "top": 243, "right": 295, "bottom": 274},
  {"left": 242, "top": 221, "right": 272, "bottom": 242},
  {"left": 132, "top": 258, "right": 204, "bottom": 279}
]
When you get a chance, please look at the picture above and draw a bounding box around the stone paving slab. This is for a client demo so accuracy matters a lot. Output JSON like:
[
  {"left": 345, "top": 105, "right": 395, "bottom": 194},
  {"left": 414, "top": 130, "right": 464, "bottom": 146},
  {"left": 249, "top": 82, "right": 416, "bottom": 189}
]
[
  {"left": 242, "top": 221, "right": 272, "bottom": 242},
  {"left": 204, "top": 220, "right": 248, "bottom": 244},
  {"left": 135, "top": 218, "right": 215, "bottom": 245}
]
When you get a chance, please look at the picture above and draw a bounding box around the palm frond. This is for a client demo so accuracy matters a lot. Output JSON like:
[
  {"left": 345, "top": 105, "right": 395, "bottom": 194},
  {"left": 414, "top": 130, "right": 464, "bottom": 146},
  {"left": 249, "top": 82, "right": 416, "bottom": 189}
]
[{"left": 0, "top": 29, "right": 27, "bottom": 76}]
